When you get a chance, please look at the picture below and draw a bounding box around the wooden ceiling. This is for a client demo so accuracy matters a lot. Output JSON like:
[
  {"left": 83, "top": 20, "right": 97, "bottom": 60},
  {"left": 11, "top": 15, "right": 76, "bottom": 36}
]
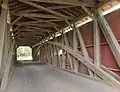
[
  {"left": 0, "top": 0, "right": 3, "bottom": 6},
  {"left": 8, "top": 0, "right": 110, "bottom": 46}
]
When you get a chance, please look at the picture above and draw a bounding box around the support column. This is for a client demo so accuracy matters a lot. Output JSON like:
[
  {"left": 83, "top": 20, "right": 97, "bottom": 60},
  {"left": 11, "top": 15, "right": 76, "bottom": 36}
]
[
  {"left": 75, "top": 26, "right": 94, "bottom": 76},
  {"left": 0, "top": 41, "right": 15, "bottom": 92},
  {"left": 73, "top": 27, "right": 79, "bottom": 73},
  {"left": 49, "top": 44, "right": 53, "bottom": 65},
  {"left": 54, "top": 38, "right": 59, "bottom": 67},
  {"left": 51, "top": 44, "right": 56, "bottom": 66},
  {"left": 93, "top": 19, "right": 101, "bottom": 77},
  {"left": 95, "top": 9, "right": 120, "bottom": 68},
  {"left": 0, "top": 0, "right": 8, "bottom": 74},
  {"left": 63, "top": 33, "right": 74, "bottom": 70},
  {"left": 32, "top": 47, "right": 37, "bottom": 61},
  {"left": 61, "top": 34, "right": 65, "bottom": 69}
]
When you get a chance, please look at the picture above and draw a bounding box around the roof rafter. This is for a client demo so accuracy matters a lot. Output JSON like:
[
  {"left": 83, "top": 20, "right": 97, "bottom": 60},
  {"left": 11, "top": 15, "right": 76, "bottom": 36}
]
[
  {"left": 29, "top": 0, "right": 94, "bottom": 7},
  {"left": 17, "top": 23, "right": 60, "bottom": 27},
  {"left": 19, "top": 27, "right": 51, "bottom": 33},
  {"left": 16, "top": 19, "right": 63, "bottom": 25},
  {"left": 14, "top": 5, "right": 78, "bottom": 13},
  {"left": 11, "top": 16, "right": 23, "bottom": 26},
  {"left": 19, "top": 0, "right": 74, "bottom": 20},
  {"left": 12, "top": 12, "right": 71, "bottom": 20}
]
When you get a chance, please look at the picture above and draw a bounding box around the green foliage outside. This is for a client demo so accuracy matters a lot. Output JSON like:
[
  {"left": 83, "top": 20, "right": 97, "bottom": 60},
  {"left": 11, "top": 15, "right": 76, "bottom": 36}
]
[{"left": 17, "top": 46, "right": 33, "bottom": 60}]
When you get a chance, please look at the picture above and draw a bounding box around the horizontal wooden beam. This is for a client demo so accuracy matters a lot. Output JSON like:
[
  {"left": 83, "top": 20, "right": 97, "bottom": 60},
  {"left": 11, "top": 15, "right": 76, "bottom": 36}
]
[
  {"left": 20, "top": 31, "right": 45, "bottom": 35},
  {"left": 19, "top": 19, "right": 62, "bottom": 25},
  {"left": 13, "top": 12, "right": 70, "bottom": 20},
  {"left": 18, "top": 35, "right": 42, "bottom": 38},
  {"left": 19, "top": 27, "right": 51, "bottom": 33},
  {"left": 29, "top": 0, "right": 94, "bottom": 7},
  {"left": 18, "top": 23, "right": 59, "bottom": 27},
  {"left": 24, "top": 26, "right": 52, "bottom": 32},
  {"left": 10, "top": 3, "right": 26, "bottom": 10},
  {"left": 16, "top": 20, "right": 63, "bottom": 26},
  {"left": 16, "top": 21, "right": 59, "bottom": 27},
  {"left": 19, "top": 0, "right": 74, "bottom": 20},
  {"left": 11, "top": 5, "right": 29, "bottom": 13},
  {"left": 17, "top": 5, "right": 78, "bottom": 13},
  {"left": 16, "top": 34, "right": 43, "bottom": 39}
]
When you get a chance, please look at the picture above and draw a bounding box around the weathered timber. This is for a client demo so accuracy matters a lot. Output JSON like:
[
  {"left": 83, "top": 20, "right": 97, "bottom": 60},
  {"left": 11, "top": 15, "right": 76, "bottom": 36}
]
[
  {"left": 96, "top": 9, "right": 120, "bottom": 68},
  {"left": 19, "top": 0, "right": 73, "bottom": 20},
  {"left": 48, "top": 41, "right": 120, "bottom": 88}
]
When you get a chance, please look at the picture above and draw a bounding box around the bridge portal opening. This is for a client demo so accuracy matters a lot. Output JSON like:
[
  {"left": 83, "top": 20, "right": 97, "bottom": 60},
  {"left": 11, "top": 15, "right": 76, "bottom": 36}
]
[{"left": 17, "top": 46, "right": 33, "bottom": 61}]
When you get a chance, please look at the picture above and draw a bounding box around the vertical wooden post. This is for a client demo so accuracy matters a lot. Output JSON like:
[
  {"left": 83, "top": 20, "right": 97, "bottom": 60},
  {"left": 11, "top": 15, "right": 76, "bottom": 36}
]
[
  {"left": 0, "top": 24, "right": 8, "bottom": 82},
  {"left": 73, "top": 26, "right": 79, "bottom": 73},
  {"left": 63, "top": 33, "right": 74, "bottom": 70},
  {"left": 49, "top": 44, "right": 53, "bottom": 65},
  {"left": 47, "top": 45, "right": 51, "bottom": 64},
  {"left": 75, "top": 26, "right": 94, "bottom": 76},
  {"left": 53, "top": 45, "right": 57, "bottom": 66},
  {"left": 43, "top": 46, "right": 46, "bottom": 63},
  {"left": 61, "top": 32, "right": 65, "bottom": 69},
  {"left": 93, "top": 19, "right": 101, "bottom": 67},
  {"left": 96, "top": 9, "right": 120, "bottom": 68},
  {"left": 52, "top": 44, "right": 56, "bottom": 66},
  {"left": 54, "top": 38, "right": 59, "bottom": 67},
  {"left": 39, "top": 48, "right": 41, "bottom": 62},
  {"left": 93, "top": 19, "right": 101, "bottom": 77},
  {"left": 0, "top": 41, "right": 15, "bottom": 92},
  {"left": 47, "top": 46, "right": 50, "bottom": 64},
  {"left": 0, "top": 0, "right": 8, "bottom": 74}
]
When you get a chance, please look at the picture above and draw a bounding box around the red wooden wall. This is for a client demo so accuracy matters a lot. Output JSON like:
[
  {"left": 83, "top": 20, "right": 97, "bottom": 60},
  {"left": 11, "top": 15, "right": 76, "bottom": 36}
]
[
  {"left": 65, "top": 9, "right": 120, "bottom": 76},
  {"left": 78, "top": 9, "right": 120, "bottom": 76},
  {"left": 40, "top": 9, "right": 120, "bottom": 76}
]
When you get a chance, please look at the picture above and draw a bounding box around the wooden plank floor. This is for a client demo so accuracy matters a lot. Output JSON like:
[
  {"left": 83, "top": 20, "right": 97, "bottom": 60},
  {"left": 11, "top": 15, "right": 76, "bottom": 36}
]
[{"left": 5, "top": 65, "right": 120, "bottom": 92}]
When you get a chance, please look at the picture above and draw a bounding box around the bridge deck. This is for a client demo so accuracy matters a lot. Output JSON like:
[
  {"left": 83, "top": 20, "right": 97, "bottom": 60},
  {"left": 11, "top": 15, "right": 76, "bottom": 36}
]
[{"left": 5, "top": 65, "right": 120, "bottom": 92}]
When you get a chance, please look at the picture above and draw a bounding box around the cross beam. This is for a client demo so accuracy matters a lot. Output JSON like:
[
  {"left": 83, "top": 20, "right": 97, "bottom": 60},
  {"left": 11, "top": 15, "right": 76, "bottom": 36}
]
[{"left": 29, "top": 0, "right": 94, "bottom": 7}]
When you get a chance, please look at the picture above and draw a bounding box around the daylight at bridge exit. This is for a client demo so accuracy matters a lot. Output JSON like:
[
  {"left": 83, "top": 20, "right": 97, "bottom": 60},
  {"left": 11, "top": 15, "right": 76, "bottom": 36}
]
[{"left": 0, "top": 0, "right": 120, "bottom": 92}]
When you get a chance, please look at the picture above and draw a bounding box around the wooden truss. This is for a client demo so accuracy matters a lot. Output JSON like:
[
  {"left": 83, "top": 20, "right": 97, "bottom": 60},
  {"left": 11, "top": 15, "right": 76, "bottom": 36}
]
[
  {"left": 37, "top": 6, "right": 120, "bottom": 89},
  {"left": 0, "top": 0, "right": 120, "bottom": 91},
  {"left": 0, "top": 0, "right": 16, "bottom": 92}
]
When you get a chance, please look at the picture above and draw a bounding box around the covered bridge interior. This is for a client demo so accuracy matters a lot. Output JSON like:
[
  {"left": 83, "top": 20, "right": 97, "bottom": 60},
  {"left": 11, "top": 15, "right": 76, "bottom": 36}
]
[{"left": 0, "top": 0, "right": 120, "bottom": 92}]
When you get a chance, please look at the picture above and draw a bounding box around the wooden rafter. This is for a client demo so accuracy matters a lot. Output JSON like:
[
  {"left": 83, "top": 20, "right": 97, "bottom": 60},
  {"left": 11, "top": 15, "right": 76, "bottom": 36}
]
[
  {"left": 12, "top": 25, "right": 21, "bottom": 32},
  {"left": 61, "top": 9, "right": 76, "bottom": 17},
  {"left": 11, "top": 5, "right": 29, "bottom": 13},
  {"left": 15, "top": 5, "right": 79, "bottom": 13},
  {"left": 13, "top": 12, "right": 70, "bottom": 20},
  {"left": 19, "top": 0, "right": 74, "bottom": 20},
  {"left": 16, "top": 21, "right": 59, "bottom": 27},
  {"left": 14, "top": 29, "right": 22, "bottom": 36},
  {"left": 29, "top": 0, "right": 94, "bottom": 7},
  {"left": 19, "top": 27, "right": 51, "bottom": 33},
  {"left": 16, "top": 19, "right": 63, "bottom": 25},
  {"left": 11, "top": 16, "right": 23, "bottom": 26},
  {"left": 17, "top": 23, "right": 59, "bottom": 27}
]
